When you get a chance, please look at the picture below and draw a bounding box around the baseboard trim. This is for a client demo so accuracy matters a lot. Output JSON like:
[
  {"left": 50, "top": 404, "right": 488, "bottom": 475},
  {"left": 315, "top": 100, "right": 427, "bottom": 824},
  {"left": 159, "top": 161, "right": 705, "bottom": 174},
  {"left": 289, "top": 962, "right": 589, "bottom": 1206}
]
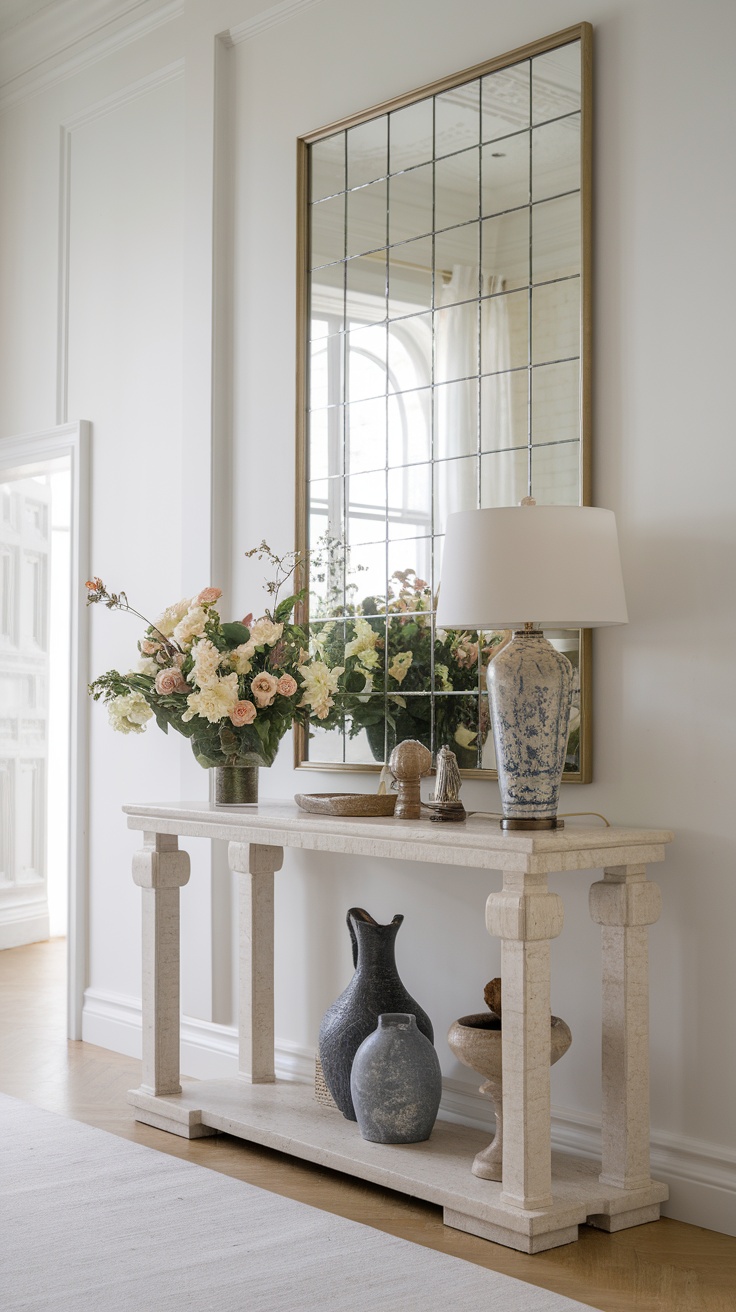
[
  {"left": 82, "top": 989, "right": 736, "bottom": 1235},
  {"left": 0, "top": 908, "right": 50, "bottom": 951}
]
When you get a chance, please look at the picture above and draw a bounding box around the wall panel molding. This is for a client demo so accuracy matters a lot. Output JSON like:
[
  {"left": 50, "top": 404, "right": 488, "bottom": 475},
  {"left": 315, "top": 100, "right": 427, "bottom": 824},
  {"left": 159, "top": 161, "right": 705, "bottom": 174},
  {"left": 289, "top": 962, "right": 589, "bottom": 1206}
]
[
  {"left": 0, "top": 0, "right": 183, "bottom": 112},
  {"left": 56, "top": 58, "right": 185, "bottom": 426}
]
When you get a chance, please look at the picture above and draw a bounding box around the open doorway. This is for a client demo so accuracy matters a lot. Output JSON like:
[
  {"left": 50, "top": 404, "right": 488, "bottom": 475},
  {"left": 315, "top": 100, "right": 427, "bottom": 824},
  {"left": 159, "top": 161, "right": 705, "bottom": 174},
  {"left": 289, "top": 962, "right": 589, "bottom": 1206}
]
[
  {"left": 0, "top": 423, "right": 89, "bottom": 1038},
  {"left": 0, "top": 460, "right": 71, "bottom": 944}
]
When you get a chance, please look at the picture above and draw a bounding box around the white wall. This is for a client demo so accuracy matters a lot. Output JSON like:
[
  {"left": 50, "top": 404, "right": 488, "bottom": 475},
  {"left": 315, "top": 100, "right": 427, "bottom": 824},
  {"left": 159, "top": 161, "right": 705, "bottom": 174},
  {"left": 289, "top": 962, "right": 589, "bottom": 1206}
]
[{"left": 0, "top": 0, "right": 734, "bottom": 1235}]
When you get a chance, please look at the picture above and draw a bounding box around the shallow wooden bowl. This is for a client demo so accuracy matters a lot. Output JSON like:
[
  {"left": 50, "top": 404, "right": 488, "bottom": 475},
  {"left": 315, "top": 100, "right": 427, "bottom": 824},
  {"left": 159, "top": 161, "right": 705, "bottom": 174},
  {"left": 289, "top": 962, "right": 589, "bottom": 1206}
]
[{"left": 294, "top": 792, "right": 397, "bottom": 817}]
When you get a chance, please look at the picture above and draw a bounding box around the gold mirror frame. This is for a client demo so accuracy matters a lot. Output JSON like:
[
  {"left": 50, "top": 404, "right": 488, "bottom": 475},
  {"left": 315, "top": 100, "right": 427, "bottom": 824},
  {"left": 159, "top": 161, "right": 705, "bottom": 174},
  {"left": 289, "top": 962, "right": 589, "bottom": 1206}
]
[{"left": 294, "top": 23, "right": 592, "bottom": 781}]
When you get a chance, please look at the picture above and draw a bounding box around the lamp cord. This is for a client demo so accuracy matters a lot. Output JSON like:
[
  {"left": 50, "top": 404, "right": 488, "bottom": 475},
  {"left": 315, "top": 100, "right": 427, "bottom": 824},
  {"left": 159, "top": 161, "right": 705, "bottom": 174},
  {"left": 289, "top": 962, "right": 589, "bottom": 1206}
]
[{"left": 466, "top": 811, "right": 611, "bottom": 827}]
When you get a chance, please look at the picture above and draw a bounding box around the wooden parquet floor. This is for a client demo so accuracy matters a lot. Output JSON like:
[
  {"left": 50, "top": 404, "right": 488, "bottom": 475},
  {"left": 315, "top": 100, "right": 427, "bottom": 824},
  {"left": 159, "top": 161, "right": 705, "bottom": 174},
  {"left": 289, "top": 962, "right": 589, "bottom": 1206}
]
[{"left": 1, "top": 939, "right": 734, "bottom": 1312}]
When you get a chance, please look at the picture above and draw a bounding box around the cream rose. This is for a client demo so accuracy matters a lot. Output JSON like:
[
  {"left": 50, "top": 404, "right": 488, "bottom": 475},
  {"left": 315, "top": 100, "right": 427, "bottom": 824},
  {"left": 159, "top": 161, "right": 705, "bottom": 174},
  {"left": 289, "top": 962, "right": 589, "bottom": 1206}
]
[
  {"left": 249, "top": 617, "right": 284, "bottom": 647},
  {"left": 230, "top": 700, "right": 257, "bottom": 726},
  {"left": 276, "top": 674, "right": 298, "bottom": 697},
  {"left": 155, "top": 668, "right": 188, "bottom": 695},
  {"left": 251, "top": 672, "right": 279, "bottom": 708},
  {"left": 229, "top": 641, "right": 256, "bottom": 675}
]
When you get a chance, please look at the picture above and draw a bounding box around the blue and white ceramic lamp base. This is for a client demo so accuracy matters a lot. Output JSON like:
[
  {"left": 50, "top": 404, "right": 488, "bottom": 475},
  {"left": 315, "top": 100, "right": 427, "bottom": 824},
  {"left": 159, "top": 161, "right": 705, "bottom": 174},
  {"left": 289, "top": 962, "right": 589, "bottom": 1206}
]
[{"left": 487, "top": 630, "right": 574, "bottom": 829}]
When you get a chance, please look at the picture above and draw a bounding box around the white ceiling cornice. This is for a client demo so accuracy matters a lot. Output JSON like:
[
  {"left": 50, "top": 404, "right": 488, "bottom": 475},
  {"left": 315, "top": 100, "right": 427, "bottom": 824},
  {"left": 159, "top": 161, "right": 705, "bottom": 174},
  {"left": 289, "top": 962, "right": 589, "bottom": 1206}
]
[
  {"left": 228, "top": 0, "right": 326, "bottom": 45},
  {"left": 0, "top": 0, "right": 329, "bottom": 112},
  {"left": 0, "top": 0, "right": 183, "bottom": 111}
]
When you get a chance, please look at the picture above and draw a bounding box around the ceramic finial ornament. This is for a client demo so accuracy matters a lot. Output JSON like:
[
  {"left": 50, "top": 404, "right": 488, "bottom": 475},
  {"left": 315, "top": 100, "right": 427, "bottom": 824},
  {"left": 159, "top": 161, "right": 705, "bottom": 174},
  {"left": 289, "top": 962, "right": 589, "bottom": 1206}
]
[{"left": 389, "top": 739, "right": 432, "bottom": 819}]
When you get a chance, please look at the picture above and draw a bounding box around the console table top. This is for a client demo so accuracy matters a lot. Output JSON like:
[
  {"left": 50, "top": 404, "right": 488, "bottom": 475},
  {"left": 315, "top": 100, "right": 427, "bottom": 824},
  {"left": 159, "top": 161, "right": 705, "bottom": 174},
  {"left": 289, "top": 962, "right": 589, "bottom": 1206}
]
[{"left": 123, "top": 801, "right": 672, "bottom": 874}]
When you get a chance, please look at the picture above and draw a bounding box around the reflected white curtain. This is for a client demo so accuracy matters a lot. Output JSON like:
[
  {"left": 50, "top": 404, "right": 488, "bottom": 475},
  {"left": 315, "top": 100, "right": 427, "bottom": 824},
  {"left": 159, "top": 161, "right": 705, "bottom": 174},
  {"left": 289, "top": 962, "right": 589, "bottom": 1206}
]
[{"left": 435, "top": 267, "right": 520, "bottom": 530}]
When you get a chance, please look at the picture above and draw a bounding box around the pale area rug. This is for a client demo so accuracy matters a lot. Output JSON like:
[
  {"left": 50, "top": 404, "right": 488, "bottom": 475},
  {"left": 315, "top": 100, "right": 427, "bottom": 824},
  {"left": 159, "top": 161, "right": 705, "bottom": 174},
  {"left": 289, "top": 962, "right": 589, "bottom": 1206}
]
[{"left": 0, "top": 1095, "right": 596, "bottom": 1311}]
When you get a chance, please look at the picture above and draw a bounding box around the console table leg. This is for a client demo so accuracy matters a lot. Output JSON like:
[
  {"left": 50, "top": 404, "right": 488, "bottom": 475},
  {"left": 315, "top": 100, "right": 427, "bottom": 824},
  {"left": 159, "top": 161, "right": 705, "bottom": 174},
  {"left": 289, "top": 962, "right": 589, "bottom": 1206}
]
[
  {"left": 132, "top": 832, "right": 190, "bottom": 1096},
  {"left": 589, "top": 864, "right": 662, "bottom": 1191},
  {"left": 486, "top": 871, "right": 564, "bottom": 1211},
  {"left": 229, "top": 842, "right": 283, "bottom": 1083}
]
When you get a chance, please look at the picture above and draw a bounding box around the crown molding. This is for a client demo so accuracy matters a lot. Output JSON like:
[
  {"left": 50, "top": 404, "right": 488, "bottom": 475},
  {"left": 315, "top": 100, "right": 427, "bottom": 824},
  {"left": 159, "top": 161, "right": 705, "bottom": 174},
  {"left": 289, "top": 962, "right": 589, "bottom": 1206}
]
[
  {"left": 228, "top": 0, "right": 326, "bottom": 45},
  {"left": 0, "top": 0, "right": 183, "bottom": 113}
]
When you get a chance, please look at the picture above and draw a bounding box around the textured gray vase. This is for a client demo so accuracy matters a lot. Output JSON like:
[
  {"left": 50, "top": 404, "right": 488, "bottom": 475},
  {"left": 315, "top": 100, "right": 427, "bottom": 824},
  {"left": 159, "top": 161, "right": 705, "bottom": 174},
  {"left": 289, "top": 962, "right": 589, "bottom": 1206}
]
[
  {"left": 351, "top": 1013, "right": 442, "bottom": 1143},
  {"left": 487, "top": 629, "right": 574, "bottom": 821},
  {"left": 318, "top": 909, "right": 434, "bottom": 1122}
]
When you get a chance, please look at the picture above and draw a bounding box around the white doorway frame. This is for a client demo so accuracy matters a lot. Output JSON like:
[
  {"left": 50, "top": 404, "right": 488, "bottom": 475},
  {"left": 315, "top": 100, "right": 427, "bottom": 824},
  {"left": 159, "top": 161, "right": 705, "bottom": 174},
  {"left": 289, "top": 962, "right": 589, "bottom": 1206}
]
[{"left": 0, "top": 421, "right": 90, "bottom": 1040}]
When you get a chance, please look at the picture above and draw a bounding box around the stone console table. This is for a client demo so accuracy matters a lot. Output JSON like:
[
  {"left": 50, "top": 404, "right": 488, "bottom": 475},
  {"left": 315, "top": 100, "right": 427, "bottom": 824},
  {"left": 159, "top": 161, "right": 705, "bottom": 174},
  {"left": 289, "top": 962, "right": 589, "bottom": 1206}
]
[{"left": 123, "top": 801, "right": 671, "bottom": 1254}]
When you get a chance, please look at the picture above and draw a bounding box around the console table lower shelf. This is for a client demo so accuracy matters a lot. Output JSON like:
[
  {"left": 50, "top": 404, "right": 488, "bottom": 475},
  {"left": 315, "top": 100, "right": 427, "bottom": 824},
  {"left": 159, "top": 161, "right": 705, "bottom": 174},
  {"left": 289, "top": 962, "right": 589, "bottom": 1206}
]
[{"left": 128, "top": 1079, "right": 668, "bottom": 1255}]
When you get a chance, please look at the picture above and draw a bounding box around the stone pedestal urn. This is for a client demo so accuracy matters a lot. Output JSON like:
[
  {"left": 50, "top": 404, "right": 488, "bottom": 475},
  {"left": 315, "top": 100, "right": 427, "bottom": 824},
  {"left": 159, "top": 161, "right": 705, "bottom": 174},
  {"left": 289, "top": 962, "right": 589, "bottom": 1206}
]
[{"left": 448, "top": 995, "right": 571, "bottom": 1180}]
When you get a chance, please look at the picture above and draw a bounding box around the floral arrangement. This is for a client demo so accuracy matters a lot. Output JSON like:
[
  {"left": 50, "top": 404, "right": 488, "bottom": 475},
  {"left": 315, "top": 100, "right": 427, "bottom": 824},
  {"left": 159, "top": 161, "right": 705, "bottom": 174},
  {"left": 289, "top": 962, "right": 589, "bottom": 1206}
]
[
  {"left": 86, "top": 543, "right": 346, "bottom": 770},
  {"left": 311, "top": 569, "right": 509, "bottom": 769}
]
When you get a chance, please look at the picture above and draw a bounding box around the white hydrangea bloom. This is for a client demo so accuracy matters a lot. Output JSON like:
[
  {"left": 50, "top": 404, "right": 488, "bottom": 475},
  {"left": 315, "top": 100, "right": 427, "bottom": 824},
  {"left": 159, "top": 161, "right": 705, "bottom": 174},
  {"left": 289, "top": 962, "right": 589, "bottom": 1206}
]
[
  {"left": 172, "top": 605, "right": 208, "bottom": 649},
  {"left": 108, "top": 691, "right": 153, "bottom": 735},
  {"left": 182, "top": 672, "right": 239, "bottom": 724},
  {"left": 188, "top": 637, "right": 222, "bottom": 688},
  {"left": 154, "top": 597, "right": 191, "bottom": 638}
]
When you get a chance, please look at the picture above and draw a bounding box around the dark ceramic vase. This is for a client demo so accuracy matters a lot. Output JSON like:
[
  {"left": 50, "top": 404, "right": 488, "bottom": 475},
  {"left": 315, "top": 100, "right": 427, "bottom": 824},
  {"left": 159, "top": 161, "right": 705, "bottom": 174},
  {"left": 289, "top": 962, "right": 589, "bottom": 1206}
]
[
  {"left": 351, "top": 1013, "right": 442, "bottom": 1143},
  {"left": 318, "top": 908, "right": 434, "bottom": 1121}
]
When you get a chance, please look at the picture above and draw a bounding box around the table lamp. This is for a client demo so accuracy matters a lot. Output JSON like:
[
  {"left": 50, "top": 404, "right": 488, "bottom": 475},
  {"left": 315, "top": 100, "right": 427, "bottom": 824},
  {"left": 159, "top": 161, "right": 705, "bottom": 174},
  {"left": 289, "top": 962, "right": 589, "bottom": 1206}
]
[{"left": 435, "top": 501, "right": 627, "bottom": 830}]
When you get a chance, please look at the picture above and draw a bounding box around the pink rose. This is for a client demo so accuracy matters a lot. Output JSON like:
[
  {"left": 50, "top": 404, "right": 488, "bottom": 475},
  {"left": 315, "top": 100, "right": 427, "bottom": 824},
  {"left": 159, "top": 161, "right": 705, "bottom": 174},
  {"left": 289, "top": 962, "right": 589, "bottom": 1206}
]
[
  {"left": 277, "top": 674, "right": 298, "bottom": 697},
  {"left": 141, "top": 639, "right": 160, "bottom": 656},
  {"left": 197, "top": 587, "right": 222, "bottom": 605},
  {"left": 251, "top": 672, "right": 279, "bottom": 708},
  {"left": 230, "top": 700, "right": 257, "bottom": 726},
  {"left": 155, "top": 668, "right": 188, "bottom": 695}
]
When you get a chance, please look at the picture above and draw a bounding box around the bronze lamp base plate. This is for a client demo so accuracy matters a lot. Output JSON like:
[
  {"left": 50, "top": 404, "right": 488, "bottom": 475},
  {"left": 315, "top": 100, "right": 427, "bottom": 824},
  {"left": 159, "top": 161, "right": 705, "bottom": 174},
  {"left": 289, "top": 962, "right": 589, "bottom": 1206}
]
[{"left": 500, "top": 817, "right": 565, "bottom": 831}]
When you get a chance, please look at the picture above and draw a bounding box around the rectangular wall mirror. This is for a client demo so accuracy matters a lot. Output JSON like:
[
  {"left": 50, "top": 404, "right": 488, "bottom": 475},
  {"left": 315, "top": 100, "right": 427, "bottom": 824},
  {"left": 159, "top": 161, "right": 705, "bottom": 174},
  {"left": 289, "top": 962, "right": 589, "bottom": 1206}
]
[{"left": 295, "top": 23, "right": 592, "bottom": 779}]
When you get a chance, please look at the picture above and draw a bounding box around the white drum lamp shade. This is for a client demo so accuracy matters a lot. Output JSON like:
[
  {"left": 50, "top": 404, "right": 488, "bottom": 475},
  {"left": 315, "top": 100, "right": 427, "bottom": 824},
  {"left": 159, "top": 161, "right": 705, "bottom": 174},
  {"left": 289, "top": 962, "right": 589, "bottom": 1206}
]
[
  {"left": 436, "top": 506, "right": 628, "bottom": 631},
  {"left": 436, "top": 504, "right": 628, "bottom": 829}
]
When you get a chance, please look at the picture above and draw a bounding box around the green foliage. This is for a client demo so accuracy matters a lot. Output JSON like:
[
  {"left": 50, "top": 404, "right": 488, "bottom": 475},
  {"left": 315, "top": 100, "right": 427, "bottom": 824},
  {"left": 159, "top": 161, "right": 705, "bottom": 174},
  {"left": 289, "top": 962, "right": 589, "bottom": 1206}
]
[{"left": 221, "top": 622, "right": 250, "bottom": 645}]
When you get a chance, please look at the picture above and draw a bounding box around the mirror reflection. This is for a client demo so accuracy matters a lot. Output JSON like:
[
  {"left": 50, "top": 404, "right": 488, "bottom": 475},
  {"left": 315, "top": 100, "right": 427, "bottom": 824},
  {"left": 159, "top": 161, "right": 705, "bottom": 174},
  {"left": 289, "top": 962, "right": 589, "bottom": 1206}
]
[{"left": 301, "top": 32, "right": 588, "bottom": 775}]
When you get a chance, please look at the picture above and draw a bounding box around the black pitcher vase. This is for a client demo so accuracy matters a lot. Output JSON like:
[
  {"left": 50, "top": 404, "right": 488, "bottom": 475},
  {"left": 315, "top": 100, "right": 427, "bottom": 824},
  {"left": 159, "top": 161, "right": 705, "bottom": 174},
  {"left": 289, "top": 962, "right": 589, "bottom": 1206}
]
[{"left": 318, "top": 907, "right": 434, "bottom": 1120}]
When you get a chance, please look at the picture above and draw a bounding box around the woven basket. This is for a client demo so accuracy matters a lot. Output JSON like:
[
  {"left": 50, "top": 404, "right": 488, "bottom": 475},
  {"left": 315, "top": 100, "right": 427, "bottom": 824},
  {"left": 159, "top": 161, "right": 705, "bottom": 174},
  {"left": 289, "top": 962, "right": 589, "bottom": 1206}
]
[{"left": 314, "top": 1056, "right": 338, "bottom": 1111}]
